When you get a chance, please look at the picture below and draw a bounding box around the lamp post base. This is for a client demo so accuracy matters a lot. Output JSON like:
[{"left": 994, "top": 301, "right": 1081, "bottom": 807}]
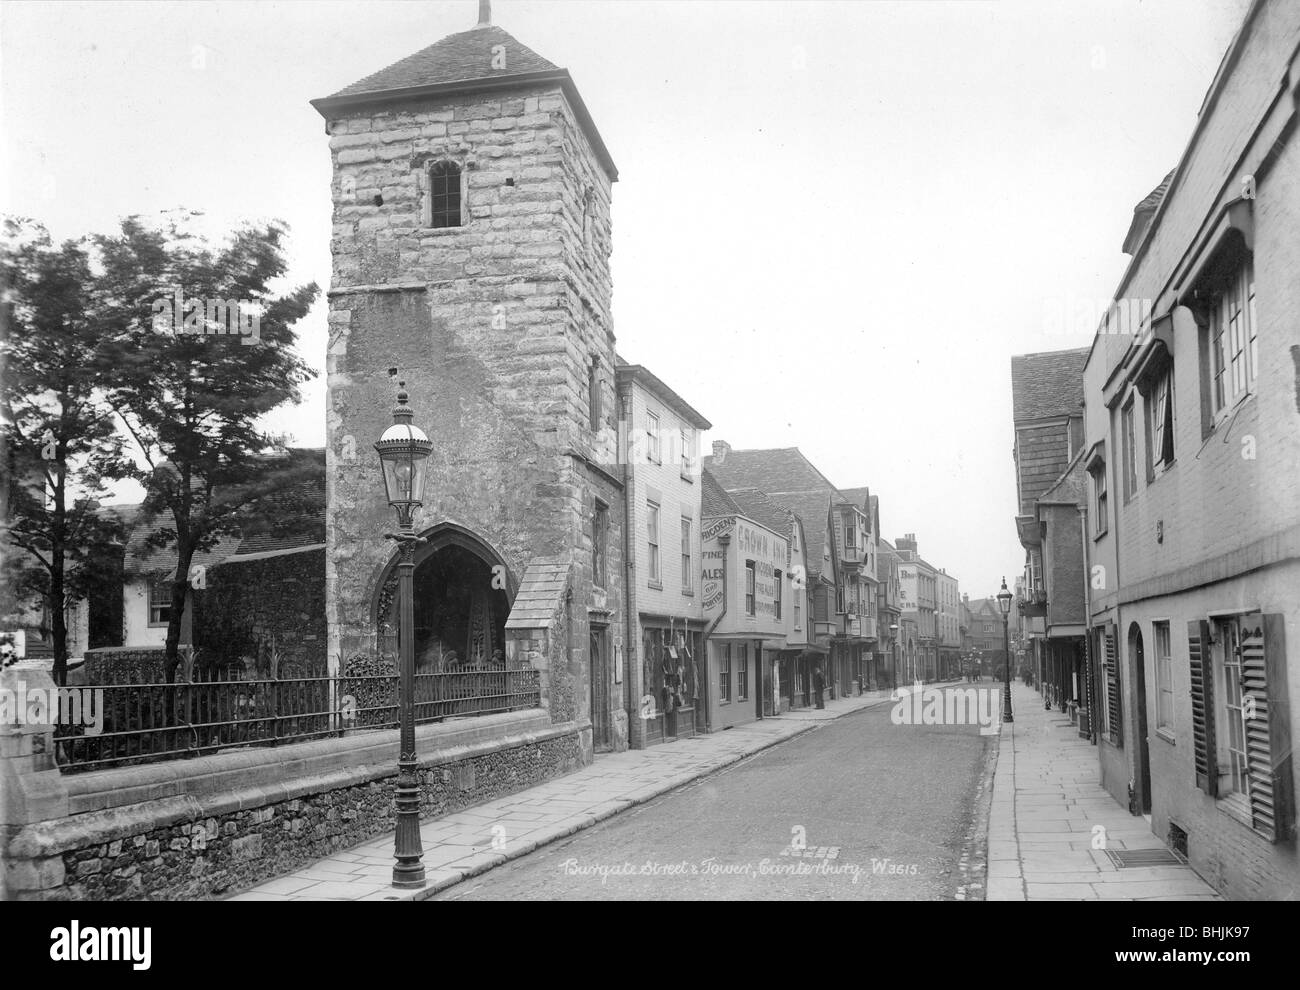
[
  {"left": 1002, "top": 681, "right": 1014, "bottom": 723},
  {"left": 392, "top": 771, "right": 426, "bottom": 888}
]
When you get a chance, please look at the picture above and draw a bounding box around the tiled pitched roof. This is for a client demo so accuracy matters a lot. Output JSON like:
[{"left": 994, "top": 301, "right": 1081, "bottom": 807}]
[
  {"left": 328, "top": 25, "right": 558, "bottom": 99},
  {"left": 701, "top": 470, "right": 741, "bottom": 517},
  {"left": 229, "top": 451, "right": 326, "bottom": 556},
  {"left": 1010, "top": 348, "right": 1088, "bottom": 423},
  {"left": 702, "top": 447, "right": 837, "bottom": 494},
  {"left": 124, "top": 528, "right": 235, "bottom": 579},
  {"left": 727, "top": 488, "right": 793, "bottom": 540},
  {"left": 703, "top": 447, "right": 854, "bottom": 583},
  {"left": 505, "top": 556, "right": 569, "bottom": 630},
  {"left": 764, "top": 490, "right": 833, "bottom": 582}
]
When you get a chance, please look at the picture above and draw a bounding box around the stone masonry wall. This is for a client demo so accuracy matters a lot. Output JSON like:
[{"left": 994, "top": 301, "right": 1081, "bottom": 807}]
[
  {"left": 192, "top": 549, "right": 328, "bottom": 677},
  {"left": 11, "top": 729, "right": 583, "bottom": 901},
  {"left": 321, "top": 76, "right": 623, "bottom": 761}
]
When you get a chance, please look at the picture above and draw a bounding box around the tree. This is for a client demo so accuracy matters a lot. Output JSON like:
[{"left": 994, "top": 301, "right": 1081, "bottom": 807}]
[
  {"left": 94, "top": 212, "right": 318, "bottom": 681},
  {"left": 1, "top": 219, "right": 129, "bottom": 685}
]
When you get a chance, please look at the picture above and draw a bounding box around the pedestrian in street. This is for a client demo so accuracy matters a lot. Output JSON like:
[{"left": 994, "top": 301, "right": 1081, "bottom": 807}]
[{"left": 813, "top": 663, "right": 825, "bottom": 709}]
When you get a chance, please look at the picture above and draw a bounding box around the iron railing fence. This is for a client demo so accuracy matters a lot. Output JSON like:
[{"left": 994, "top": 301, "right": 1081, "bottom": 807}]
[{"left": 53, "top": 668, "right": 542, "bottom": 774}]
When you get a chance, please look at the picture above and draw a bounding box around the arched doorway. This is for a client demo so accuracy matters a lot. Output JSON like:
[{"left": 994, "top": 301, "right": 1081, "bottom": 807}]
[
  {"left": 374, "top": 526, "right": 515, "bottom": 669},
  {"left": 1128, "top": 621, "right": 1151, "bottom": 815}
]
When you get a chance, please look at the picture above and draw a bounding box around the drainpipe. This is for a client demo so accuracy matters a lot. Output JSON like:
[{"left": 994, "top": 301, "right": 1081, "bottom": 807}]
[{"left": 700, "top": 531, "right": 730, "bottom": 732}]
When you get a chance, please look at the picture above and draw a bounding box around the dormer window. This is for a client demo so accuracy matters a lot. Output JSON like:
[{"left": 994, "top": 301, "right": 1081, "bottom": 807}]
[{"left": 428, "top": 161, "right": 462, "bottom": 229}]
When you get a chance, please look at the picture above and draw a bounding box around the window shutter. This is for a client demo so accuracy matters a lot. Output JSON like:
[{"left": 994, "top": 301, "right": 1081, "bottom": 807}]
[
  {"left": 814, "top": 585, "right": 828, "bottom": 623},
  {"left": 1105, "top": 626, "right": 1122, "bottom": 747},
  {"left": 1242, "top": 615, "right": 1294, "bottom": 843},
  {"left": 1188, "top": 619, "right": 1216, "bottom": 797}
]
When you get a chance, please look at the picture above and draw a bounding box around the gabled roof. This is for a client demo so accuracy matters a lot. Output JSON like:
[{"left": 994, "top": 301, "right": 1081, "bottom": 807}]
[
  {"left": 701, "top": 470, "right": 742, "bottom": 517},
  {"left": 1011, "top": 348, "right": 1088, "bottom": 423}
]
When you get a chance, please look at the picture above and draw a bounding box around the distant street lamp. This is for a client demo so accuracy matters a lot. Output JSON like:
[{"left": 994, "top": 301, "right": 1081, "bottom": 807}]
[
  {"left": 997, "top": 577, "right": 1013, "bottom": 723},
  {"left": 375, "top": 380, "right": 434, "bottom": 888},
  {"left": 889, "top": 623, "right": 900, "bottom": 690}
]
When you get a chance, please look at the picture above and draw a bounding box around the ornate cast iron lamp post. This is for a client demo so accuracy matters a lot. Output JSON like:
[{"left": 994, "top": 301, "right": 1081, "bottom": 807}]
[
  {"left": 375, "top": 381, "right": 434, "bottom": 888},
  {"left": 997, "top": 577, "right": 1013, "bottom": 723}
]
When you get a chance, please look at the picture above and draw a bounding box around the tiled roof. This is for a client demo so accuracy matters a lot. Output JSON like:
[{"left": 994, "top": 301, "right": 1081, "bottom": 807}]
[
  {"left": 1136, "top": 170, "right": 1175, "bottom": 213},
  {"left": 837, "top": 486, "right": 870, "bottom": 509},
  {"left": 1010, "top": 348, "right": 1088, "bottom": 423},
  {"left": 765, "top": 490, "right": 833, "bottom": 582},
  {"left": 701, "top": 470, "right": 741, "bottom": 517},
  {"left": 328, "top": 25, "right": 558, "bottom": 100},
  {"left": 703, "top": 447, "right": 851, "bottom": 583},
  {"left": 1122, "top": 170, "right": 1176, "bottom": 254},
  {"left": 727, "top": 488, "right": 793, "bottom": 540},
  {"left": 229, "top": 451, "right": 326, "bottom": 556},
  {"left": 702, "top": 447, "right": 838, "bottom": 494},
  {"left": 505, "top": 556, "right": 569, "bottom": 630},
  {"left": 124, "top": 527, "right": 236, "bottom": 579}
]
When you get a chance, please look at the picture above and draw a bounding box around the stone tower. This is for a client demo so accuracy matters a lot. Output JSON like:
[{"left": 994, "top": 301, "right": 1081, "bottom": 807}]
[{"left": 312, "top": 3, "right": 626, "bottom": 757}]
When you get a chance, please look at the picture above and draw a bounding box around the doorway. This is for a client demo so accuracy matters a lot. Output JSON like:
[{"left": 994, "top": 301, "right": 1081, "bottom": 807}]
[
  {"left": 590, "top": 627, "right": 611, "bottom": 752},
  {"left": 1129, "top": 622, "right": 1151, "bottom": 815}
]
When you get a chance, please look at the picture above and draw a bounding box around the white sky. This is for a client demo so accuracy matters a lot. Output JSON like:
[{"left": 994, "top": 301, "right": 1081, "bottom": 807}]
[{"left": 0, "top": 0, "right": 1251, "bottom": 597}]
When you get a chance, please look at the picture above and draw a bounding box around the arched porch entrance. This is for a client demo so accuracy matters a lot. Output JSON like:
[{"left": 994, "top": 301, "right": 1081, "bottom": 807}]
[{"left": 370, "top": 524, "right": 539, "bottom": 719}]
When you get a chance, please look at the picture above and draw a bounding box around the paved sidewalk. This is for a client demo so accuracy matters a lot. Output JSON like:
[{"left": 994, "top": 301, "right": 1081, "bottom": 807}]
[
  {"left": 986, "top": 681, "right": 1220, "bottom": 901},
  {"left": 229, "top": 690, "right": 892, "bottom": 901}
]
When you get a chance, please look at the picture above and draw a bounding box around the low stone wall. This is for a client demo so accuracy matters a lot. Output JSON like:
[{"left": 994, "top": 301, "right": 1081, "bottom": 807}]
[{"left": 3, "top": 701, "right": 586, "bottom": 900}]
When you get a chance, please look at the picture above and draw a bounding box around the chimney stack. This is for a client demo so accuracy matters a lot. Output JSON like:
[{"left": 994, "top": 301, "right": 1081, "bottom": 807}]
[
  {"left": 712, "top": 440, "right": 730, "bottom": 464},
  {"left": 477, "top": 0, "right": 491, "bottom": 26}
]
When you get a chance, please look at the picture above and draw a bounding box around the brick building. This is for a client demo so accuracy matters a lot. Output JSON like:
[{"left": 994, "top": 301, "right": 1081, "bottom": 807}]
[
  {"left": 1081, "top": 0, "right": 1299, "bottom": 898},
  {"left": 312, "top": 7, "right": 625, "bottom": 771}
]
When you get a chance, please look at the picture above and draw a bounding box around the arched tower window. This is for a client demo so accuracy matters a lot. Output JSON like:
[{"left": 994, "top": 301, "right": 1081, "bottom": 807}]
[{"left": 428, "top": 160, "right": 462, "bottom": 229}]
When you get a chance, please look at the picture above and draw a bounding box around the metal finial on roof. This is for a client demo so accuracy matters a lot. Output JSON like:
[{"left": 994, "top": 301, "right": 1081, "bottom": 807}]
[{"left": 477, "top": 0, "right": 491, "bottom": 26}]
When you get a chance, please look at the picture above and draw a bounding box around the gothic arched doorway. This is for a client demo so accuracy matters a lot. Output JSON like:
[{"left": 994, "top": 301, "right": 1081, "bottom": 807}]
[{"left": 373, "top": 526, "right": 514, "bottom": 672}]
